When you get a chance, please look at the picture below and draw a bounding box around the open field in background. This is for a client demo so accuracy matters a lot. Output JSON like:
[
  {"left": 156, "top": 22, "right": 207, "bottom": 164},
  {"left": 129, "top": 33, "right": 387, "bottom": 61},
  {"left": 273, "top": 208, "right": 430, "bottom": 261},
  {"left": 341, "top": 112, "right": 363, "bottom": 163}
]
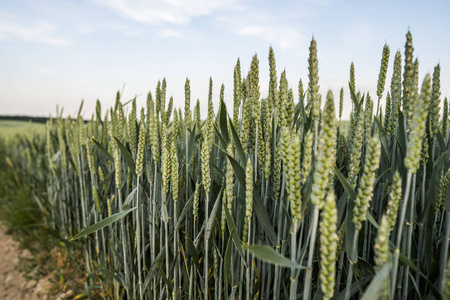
[
  {"left": 0, "top": 32, "right": 449, "bottom": 300},
  {"left": 0, "top": 120, "right": 45, "bottom": 141}
]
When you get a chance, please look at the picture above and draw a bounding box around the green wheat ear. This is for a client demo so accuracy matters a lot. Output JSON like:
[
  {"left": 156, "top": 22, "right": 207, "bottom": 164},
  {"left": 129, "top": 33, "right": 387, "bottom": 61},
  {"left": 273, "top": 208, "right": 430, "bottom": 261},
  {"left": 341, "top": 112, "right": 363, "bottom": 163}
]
[
  {"left": 442, "top": 97, "right": 448, "bottom": 139},
  {"left": 269, "top": 47, "right": 277, "bottom": 111},
  {"left": 128, "top": 98, "right": 137, "bottom": 155},
  {"left": 349, "top": 62, "right": 355, "bottom": 92},
  {"left": 233, "top": 58, "right": 242, "bottom": 128},
  {"left": 226, "top": 144, "right": 234, "bottom": 211},
  {"left": 308, "top": 37, "right": 320, "bottom": 121},
  {"left": 320, "top": 192, "right": 338, "bottom": 300},
  {"left": 402, "top": 31, "right": 414, "bottom": 128},
  {"left": 286, "top": 135, "right": 302, "bottom": 220},
  {"left": 193, "top": 181, "right": 200, "bottom": 223},
  {"left": 430, "top": 64, "right": 441, "bottom": 137},
  {"left": 405, "top": 74, "right": 431, "bottom": 174},
  {"left": 171, "top": 140, "right": 178, "bottom": 204},
  {"left": 373, "top": 214, "right": 390, "bottom": 300},
  {"left": 301, "top": 130, "right": 314, "bottom": 185},
  {"left": 353, "top": 135, "right": 381, "bottom": 231},
  {"left": 185, "top": 78, "right": 191, "bottom": 128},
  {"left": 377, "top": 44, "right": 390, "bottom": 99},
  {"left": 384, "top": 92, "right": 391, "bottom": 133},
  {"left": 387, "top": 172, "right": 402, "bottom": 231},
  {"left": 390, "top": 51, "right": 402, "bottom": 134},
  {"left": 195, "top": 99, "right": 201, "bottom": 132},
  {"left": 348, "top": 112, "right": 364, "bottom": 187},
  {"left": 135, "top": 124, "right": 146, "bottom": 178},
  {"left": 311, "top": 90, "right": 336, "bottom": 209},
  {"left": 243, "top": 159, "right": 253, "bottom": 244}
]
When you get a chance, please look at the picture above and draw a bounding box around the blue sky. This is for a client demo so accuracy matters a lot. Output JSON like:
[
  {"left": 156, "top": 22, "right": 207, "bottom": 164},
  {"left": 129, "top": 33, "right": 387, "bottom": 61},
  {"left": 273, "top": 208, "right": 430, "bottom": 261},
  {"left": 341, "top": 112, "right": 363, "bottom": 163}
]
[{"left": 1, "top": 0, "right": 449, "bottom": 119}]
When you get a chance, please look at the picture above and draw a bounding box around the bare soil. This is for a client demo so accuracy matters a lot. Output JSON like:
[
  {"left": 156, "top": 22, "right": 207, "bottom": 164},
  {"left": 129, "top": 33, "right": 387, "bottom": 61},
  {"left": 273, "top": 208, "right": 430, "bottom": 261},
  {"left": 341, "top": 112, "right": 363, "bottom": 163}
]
[{"left": 0, "top": 226, "right": 57, "bottom": 300}]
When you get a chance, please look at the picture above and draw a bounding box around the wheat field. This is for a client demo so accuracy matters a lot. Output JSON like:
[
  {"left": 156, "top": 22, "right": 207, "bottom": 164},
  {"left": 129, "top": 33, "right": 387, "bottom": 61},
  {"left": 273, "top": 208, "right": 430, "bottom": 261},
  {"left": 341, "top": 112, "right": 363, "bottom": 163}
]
[{"left": 2, "top": 31, "right": 450, "bottom": 300}]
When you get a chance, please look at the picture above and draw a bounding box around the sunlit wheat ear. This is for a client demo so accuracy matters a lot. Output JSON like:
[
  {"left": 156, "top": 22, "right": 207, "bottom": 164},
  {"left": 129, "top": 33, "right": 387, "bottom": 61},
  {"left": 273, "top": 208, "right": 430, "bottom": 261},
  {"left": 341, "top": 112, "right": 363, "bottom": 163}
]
[
  {"left": 437, "top": 168, "right": 450, "bottom": 212},
  {"left": 377, "top": 44, "right": 390, "bottom": 100},
  {"left": 364, "top": 93, "right": 373, "bottom": 137},
  {"left": 281, "top": 128, "right": 291, "bottom": 165},
  {"left": 221, "top": 144, "right": 232, "bottom": 234},
  {"left": 171, "top": 140, "right": 178, "bottom": 204},
  {"left": 320, "top": 192, "right": 338, "bottom": 300},
  {"left": 146, "top": 92, "right": 153, "bottom": 130},
  {"left": 201, "top": 141, "right": 211, "bottom": 195},
  {"left": 442, "top": 97, "right": 448, "bottom": 138},
  {"left": 166, "top": 96, "right": 173, "bottom": 126},
  {"left": 350, "top": 62, "right": 355, "bottom": 92},
  {"left": 201, "top": 91, "right": 214, "bottom": 195},
  {"left": 402, "top": 31, "right": 414, "bottom": 128},
  {"left": 150, "top": 115, "right": 159, "bottom": 162},
  {"left": 301, "top": 131, "right": 314, "bottom": 185},
  {"left": 389, "top": 51, "right": 402, "bottom": 134},
  {"left": 374, "top": 215, "right": 390, "bottom": 269},
  {"left": 243, "top": 159, "right": 253, "bottom": 245},
  {"left": 195, "top": 99, "right": 201, "bottom": 132},
  {"left": 353, "top": 135, "right": 381, "bottom": 231},
  {"left": 193, "top": 181, "right": 200, "bottom": 223},
  {"left": 373, "top": 215, "right": 390, "bottom": 300},
  {"left": 286, "top": 135, "right": 302, "bottom": 220},
  {"left": 172, "top": 111, "right": 179, "bottom": 141},
  {"left": 264, "top": 141, "right": 271, "bottom": 180},
  {"left": 405, "top": 75, "right": 431, "bottom": 174},
  {"left": 278, "top": 70, "right": 288, "bottom": 128},
  {"left": 308, "top": 37, "right": 320, "bottom": 121},
  {"left": 269, "top": 47, "right": 278, "bottom": 110},
  {"left": 430, "top": 64, "right": 441, "bottom": 137},
  {"left": 233, "top": 58, "right": 242, "bottom": 128},
  {"left": 250, "top": 54, "right": 260, "bottom": 114},
  {"left": 339, "top": 87, "right": 344, "bottom": 120},
  {"left": 311, "top": 90, "right": 336, "bottom": 209},
  {"left": 128, "top": 99, "right": 137, "bottom": 155},
  {"left": 387, "top": 172, "right": 402, "bottom": 230},
  {"left": 109, "top": 126, "right": 121, "bottom": 190},
  {"left": 161, "top": 78, "right": 167, "bottom": 124},
  {"left": 161, "top": 125, "right": 171, "bottom": 199},
  {"left": 184, "top": 78, "right": 191, "bottom": 128},
  {"left": 135, "top": 125, "right": 146, "bottom": 178},
  {"left": 225, "top": 144, "right": 234, "bottom": 211},
  {"left": 241, "top": 81, "right": 251, "bottom": 154},
  {"left": 348, "top": 112, "right": 364, "bottom": 187}
]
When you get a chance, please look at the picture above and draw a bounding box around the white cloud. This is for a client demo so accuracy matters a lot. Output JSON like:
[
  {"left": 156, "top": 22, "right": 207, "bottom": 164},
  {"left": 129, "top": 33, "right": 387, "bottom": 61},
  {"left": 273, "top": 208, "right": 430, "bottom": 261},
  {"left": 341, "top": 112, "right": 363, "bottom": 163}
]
[
  {"left": 92, "top": 0, "right": 238, "bottom": 26},
  {"left": 0, "top": 21, "right": 69, "bottom": 45},
  {"left": 237, "top": 25, "right": 302, "bottom": 51}
]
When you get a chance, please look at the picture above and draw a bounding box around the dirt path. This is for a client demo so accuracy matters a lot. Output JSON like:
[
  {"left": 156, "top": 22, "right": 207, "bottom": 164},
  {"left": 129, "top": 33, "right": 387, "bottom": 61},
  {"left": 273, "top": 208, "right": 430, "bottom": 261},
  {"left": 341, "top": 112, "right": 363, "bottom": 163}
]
[{"left": 0, "top": 226, "right": 48, "bottom": 300}]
